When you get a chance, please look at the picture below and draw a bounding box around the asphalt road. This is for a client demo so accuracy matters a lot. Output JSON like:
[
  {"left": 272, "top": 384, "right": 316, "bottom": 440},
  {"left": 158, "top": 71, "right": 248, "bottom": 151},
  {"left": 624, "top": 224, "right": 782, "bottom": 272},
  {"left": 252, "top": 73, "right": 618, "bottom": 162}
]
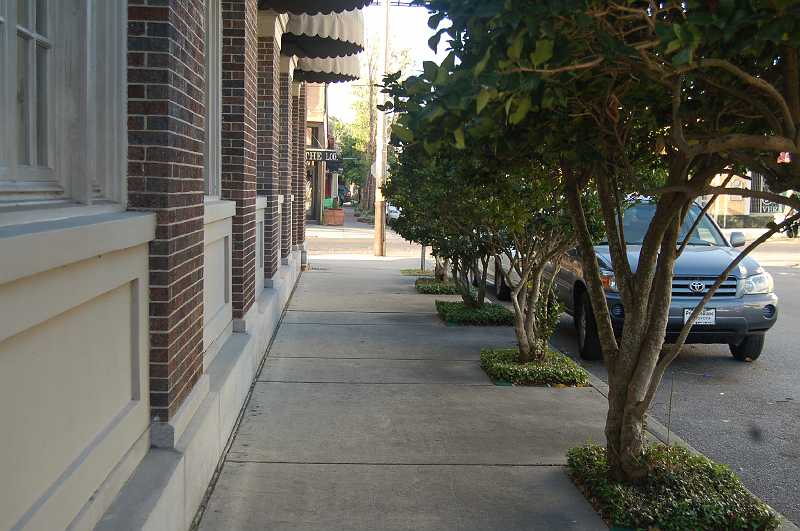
[{"left": 551, "top": 239, "right": 800, "bottom": 524}]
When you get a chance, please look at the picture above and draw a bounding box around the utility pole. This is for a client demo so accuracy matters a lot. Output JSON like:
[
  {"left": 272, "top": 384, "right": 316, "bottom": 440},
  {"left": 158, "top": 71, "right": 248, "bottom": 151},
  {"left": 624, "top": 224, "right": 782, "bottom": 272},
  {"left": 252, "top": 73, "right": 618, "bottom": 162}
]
[{"left": 373, "top": 0, "right": 390, "bottom": 256}]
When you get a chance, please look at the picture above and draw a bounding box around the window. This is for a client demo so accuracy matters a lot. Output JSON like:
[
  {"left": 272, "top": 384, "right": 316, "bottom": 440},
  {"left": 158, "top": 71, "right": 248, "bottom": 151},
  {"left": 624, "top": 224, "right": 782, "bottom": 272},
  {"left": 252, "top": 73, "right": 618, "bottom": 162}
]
[
  {"left": 0, "top": 0, "right": 126, "bottom": 218},
  {"left": 0, "top": 0, "right": 52, "bottom": 190},
  {"left": 204, "top": 0, "right": 222, "bottom": 198}
]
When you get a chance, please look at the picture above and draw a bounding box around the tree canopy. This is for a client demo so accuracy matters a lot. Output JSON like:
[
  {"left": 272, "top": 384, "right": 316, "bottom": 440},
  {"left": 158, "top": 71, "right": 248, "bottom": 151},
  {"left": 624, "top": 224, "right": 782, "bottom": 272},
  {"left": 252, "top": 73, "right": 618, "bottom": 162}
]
[{"left": 386, "top": 0, "right": 800, "bottom": 482}]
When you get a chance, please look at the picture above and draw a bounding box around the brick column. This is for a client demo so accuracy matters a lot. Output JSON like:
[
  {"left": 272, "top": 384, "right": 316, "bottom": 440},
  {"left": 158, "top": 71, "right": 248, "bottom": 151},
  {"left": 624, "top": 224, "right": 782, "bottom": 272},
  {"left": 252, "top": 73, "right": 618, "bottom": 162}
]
[
  {"left": 257, "top": 25, "right": 280, "bottom": 279},
  {"left": 222, "top": 0, "right": 258, "bottom": 319},
  {"left": 292, "top": 82, "right": 307, "bottom": 246},
  {"left": 278, "top": 57, "right": 294, "bottom": 260},
  {"left": 127, "top": 1, "right": 206, "bottom": 422}
]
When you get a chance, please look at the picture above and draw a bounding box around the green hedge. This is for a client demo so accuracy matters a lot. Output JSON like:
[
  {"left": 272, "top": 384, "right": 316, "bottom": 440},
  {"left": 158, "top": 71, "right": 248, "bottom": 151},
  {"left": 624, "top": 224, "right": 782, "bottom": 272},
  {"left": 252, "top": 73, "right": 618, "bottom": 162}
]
[
  {"left": 480, "top": 348, "right": 589, "bottom": 386},
  {"left": 567, "top": 444, "right": 780, "bottom": 531},
  {"left": 435, "top": 300, "right": 514, "bottom": 326},
  {"left": 415, "top": 277, "right": 462, "bottom": 295}
]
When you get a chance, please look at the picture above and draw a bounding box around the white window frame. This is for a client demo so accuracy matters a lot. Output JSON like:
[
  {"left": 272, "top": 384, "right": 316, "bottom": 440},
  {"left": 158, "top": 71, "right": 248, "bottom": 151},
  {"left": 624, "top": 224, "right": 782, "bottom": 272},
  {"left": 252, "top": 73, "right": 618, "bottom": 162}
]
[
  {"left": 204, "top": 0, "right": 222, "bottom": 199},
  {"left": 0, "top": 0, "right": 127, "bottom": 225}
]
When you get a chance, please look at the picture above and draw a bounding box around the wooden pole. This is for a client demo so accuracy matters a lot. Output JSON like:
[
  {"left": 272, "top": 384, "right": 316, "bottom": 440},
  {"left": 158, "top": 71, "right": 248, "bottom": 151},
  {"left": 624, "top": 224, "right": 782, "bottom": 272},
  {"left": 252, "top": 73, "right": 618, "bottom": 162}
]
[{"left": 373, "top": 0, "right": 390, "bottom": 256}]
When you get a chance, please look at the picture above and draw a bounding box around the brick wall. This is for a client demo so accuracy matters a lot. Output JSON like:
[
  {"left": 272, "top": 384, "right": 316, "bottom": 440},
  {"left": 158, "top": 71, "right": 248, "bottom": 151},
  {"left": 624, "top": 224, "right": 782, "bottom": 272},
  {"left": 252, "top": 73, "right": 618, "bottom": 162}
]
[
  {"left": 221, "top": 0, "right": 258, "bottom": 319},
  {"left": 127, "top": 0, "right": 206, "bottom": 421},
  {"left": 278, "top": 67, "right": 294, "bottom": 259},
  {"left": 257, "top": 36, "right": 280, "bottom": 278},
  {"left": 293, "top": 83, "right": 307, "bottom": 246}
]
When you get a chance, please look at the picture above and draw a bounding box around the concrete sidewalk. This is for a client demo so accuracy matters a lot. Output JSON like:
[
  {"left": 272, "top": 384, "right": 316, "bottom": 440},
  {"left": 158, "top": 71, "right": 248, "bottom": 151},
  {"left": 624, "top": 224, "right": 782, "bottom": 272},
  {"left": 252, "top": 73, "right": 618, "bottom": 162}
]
[{"left": 196, "top": 257, "right": 608, "bottom": 530}]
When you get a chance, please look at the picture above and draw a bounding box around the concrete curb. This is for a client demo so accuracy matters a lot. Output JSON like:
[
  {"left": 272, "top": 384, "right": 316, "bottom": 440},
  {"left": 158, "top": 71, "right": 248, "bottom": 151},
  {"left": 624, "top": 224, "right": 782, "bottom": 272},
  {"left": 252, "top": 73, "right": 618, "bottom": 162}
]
[{"left": 577, "top": 361, "right": 799, "bottom": 531}]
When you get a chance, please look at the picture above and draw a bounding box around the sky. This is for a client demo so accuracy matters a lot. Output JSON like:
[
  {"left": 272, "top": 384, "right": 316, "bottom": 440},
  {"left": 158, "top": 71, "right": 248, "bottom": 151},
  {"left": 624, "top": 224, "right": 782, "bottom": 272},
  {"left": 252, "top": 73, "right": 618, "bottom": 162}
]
[{"left": 327, "top": 4, "right": 450, "bottom": 123}]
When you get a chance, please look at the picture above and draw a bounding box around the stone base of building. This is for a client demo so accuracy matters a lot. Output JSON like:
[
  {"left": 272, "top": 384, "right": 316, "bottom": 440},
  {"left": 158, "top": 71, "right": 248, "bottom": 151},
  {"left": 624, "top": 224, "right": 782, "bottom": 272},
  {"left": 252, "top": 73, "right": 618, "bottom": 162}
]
[{"left": 94, "top": 252, "right": 302, "bottom": 531}]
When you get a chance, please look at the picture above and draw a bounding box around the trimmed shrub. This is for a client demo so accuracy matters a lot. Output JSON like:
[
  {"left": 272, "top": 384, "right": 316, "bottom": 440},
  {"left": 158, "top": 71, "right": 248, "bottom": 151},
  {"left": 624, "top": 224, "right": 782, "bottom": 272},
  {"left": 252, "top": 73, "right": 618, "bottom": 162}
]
[
  {"left": 415, "top": 277, "right": 462, "bottom": 295},
  {"left": 480, "top": 348, "right": 588, "bottom": 386},
  {"left": 567, "top": 444, "right": 780, "bottom": 531},
  {"left": 435, "top": 300, "right": 513, "bottom": 326}
]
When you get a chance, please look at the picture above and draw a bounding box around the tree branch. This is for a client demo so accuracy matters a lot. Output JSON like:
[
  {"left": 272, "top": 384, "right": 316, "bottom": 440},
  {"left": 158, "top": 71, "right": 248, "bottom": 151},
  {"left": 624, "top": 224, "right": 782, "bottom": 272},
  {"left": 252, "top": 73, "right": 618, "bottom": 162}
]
[
  {"left": 691, "top": 133, "right": 798, "bottom": 156},
  {"left": 691, "top": 59, "right": 796, "bottom": 138},
  {"left": 503, "top": 56, "right": 604, "bottom": 76},
  {"left": 701, "top": 187, "right": 800, "bottom": 211}
]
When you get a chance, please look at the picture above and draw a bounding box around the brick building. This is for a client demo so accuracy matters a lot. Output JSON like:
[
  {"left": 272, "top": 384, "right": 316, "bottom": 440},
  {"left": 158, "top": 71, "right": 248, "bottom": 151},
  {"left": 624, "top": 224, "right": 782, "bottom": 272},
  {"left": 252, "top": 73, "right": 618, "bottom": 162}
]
[{"left": 0, "top": 1, "right": 364, "bottom": 529}]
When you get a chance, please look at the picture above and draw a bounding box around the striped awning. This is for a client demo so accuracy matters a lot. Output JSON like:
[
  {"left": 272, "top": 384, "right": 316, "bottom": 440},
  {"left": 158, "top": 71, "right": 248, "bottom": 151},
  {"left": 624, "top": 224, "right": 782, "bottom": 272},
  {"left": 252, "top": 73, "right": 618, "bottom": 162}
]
[
  {"left": 259, "top": 0, "right": 370, "bottom": 15},
  {"left": 294, "top": 54, "right": 361, "bottom": 83},
  {"left": 282, "top": 8, "right": 365, "bottom": 58}
]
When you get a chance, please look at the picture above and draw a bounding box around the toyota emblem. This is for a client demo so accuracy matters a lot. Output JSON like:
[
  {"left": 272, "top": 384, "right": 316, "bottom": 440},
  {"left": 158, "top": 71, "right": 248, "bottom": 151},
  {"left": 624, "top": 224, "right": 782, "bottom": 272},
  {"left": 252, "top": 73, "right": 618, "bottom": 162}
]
[{"left": 689, "top": 281, "right": 706, "bottom": 293}]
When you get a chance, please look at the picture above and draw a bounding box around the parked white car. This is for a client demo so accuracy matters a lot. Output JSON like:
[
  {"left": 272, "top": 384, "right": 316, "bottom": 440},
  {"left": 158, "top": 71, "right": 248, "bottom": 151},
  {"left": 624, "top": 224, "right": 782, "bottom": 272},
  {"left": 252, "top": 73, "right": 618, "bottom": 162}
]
[{"left": 387, "top": 204, "right": 401, "bottom": 220}]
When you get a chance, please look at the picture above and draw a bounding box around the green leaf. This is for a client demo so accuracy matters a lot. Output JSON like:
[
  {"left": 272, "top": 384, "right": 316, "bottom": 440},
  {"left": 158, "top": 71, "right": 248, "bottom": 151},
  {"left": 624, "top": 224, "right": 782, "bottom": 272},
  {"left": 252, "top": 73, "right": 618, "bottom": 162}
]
[
  {"left": 509, "top": 95, "right": 532, "bottom": 124},
  {"left": 474, "top": 46, "right": 493, "bottom": 77},
  {"left": 424, "top": 106, "right": 446, "bottom": 122},
  {"left": 454, "top": 127, "right": 466, "bottom": 149},
  {"left": 392, "top": 124, "right": 414, "bottom": 143},
  {"left": 436, "top": 52, "right": 455, "bottom": 85},
  {"left": 531, "top": 39, "right": 554, "bottom": 66},
  {"left": 672, "top": 47, "right": 693, "bottom": 66},
  {"left": 477, "top": 89, "right": 493, "bottom": 114},
  {"left": 507, "top": 29, "right": 526, "bottom": 61},
  {"left": 504, "top": 96, "right": 514, "bottom": 118},
  {"left": 427, "top": 13, "right": 444, "bottom": 30},
  {"left": 665, "top": 39, "right": 682, "bottom": 55},
  {"left": 428, "top": 28, "right": 447, "bottom": 52},
  {"left": 422, "top": 61, "right": 438, "bottom": 82}
]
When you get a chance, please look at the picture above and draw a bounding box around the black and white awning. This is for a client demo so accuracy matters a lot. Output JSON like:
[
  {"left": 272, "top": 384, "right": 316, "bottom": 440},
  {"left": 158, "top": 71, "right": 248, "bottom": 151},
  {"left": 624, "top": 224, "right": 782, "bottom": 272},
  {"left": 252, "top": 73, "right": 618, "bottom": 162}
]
[
  {"left": 282, "top": 8, "right": 365, "bottom": 58},
  {"left": 259, "top": 0, "right": 370, "bottom": 15},
  {"left": 294, "top": 54, "right": 361, "bottom": 83}
]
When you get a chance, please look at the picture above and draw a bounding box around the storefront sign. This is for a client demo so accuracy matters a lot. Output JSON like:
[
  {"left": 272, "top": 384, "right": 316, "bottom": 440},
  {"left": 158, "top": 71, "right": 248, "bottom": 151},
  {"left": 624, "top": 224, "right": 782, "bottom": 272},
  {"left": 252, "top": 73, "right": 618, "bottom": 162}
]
[{"left": 306, "top": 149, "right": 340, "bottom": 162}]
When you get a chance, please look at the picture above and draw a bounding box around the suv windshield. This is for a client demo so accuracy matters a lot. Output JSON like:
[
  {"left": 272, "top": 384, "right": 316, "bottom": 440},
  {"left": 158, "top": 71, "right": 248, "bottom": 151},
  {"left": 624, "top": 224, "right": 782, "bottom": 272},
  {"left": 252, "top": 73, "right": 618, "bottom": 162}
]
[{"left": 618, "top": 203, "right": 726, "bottom": 246}]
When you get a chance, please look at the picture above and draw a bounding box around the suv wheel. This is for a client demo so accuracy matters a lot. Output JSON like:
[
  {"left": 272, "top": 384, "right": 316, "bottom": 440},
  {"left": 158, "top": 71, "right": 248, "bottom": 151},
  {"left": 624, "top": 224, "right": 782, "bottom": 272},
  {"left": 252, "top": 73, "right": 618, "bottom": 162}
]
[
  {"left": 730, "top": 335, "right": 764, "bottom": 361},
  {"left": 576, "top": 293, "right": 603, "bottom": 361}
]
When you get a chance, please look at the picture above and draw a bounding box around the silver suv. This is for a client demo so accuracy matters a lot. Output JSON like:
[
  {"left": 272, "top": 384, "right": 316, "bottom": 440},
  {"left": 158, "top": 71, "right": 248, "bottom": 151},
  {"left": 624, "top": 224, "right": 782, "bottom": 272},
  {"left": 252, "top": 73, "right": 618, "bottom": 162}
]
[{"left": 491, "top": 202, "right": 778, "bottom": 361}]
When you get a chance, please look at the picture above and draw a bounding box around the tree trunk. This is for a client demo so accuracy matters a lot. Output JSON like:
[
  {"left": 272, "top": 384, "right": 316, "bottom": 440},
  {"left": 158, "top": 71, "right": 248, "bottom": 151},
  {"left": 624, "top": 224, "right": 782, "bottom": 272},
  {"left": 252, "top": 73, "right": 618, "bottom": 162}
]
[
  {"left": 434, "top": 256, "right": 449, "bottom": 282},
  {"left": 605, "top": 207, "right": 682, "bottom": 482},
  {"left": 604, "top": 368, "right": 648, "bottom": 481},
  {"left": 523, "top": 266, "right": 545, "bottom": 361},
  {"left": 453, "top": 260, "right": 479, "bottom": 308},
  {"left": 476, "top": 256, "right": 489, "bottom": 306}
]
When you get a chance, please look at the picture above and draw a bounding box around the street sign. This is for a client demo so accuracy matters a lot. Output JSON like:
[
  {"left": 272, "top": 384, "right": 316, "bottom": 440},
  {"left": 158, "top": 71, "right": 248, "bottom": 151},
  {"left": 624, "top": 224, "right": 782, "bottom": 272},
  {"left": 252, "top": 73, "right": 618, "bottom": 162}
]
[{"left": 306, "top": 149, "right": 340, "bottom": 162}]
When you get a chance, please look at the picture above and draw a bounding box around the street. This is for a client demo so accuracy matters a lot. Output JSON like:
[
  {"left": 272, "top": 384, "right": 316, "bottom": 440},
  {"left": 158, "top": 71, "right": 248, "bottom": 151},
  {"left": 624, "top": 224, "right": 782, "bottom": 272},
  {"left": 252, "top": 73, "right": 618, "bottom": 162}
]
[{"left": 552, "top": 239, "right": 800, "bottom": 523}]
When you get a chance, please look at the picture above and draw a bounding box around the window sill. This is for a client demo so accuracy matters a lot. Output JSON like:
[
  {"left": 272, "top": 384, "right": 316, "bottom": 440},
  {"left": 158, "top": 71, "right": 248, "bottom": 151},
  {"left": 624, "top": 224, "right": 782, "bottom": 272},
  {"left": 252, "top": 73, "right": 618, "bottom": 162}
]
[
  {"left": 0, "top": 211, "right": 156, "bottom": 285},
  {"left": 204, "top": 198, "right": 236, "bottom": 225},
  {"left": 0, "top": 200, "right": 124, "bottom": 229}
]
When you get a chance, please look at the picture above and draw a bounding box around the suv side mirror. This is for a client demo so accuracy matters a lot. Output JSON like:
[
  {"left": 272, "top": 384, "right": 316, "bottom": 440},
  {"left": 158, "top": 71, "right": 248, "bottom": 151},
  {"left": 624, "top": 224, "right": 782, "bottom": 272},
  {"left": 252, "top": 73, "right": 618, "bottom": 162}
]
[{"left": 730, "top": 232, "right": 746, "bottom": 248}]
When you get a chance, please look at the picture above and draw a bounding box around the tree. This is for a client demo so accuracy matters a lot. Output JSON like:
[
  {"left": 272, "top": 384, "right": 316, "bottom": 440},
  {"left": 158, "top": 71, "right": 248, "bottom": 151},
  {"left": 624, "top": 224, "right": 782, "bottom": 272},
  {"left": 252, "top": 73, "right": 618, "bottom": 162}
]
[
  {"left": 384, "top": 71, "right": 599, "bottom": 362},
  {"left": 403, "top": 0, "right": 800, "bottom": 481},
  {"left": 385, "top": 142, "right": 495, "bottom": 308}
]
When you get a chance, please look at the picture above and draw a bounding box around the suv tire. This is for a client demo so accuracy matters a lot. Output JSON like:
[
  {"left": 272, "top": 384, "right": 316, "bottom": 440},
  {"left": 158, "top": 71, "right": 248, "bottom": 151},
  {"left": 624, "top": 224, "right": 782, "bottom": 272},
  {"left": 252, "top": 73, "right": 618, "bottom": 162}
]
[
  {"left": 576, "top": 292, "right": 603, "bottom": 361},
  {"left": 730, "top": 335, "right": 764, "bottom": 361}
]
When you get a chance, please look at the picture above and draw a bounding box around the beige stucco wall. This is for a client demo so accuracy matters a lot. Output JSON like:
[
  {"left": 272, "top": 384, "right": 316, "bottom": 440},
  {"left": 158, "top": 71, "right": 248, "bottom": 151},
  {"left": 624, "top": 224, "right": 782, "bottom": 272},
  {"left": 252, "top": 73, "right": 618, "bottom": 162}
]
[{"left": 0, "top": 213, "right": 154, "bottom": 531}]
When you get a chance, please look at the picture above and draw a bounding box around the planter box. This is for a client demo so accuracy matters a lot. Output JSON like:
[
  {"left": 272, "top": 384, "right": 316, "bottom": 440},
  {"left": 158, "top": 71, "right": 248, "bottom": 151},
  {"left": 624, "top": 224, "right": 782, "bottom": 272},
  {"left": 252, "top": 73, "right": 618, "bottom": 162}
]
[{"left": 324, "top": 208, "right": 344, "bottom": 226}]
